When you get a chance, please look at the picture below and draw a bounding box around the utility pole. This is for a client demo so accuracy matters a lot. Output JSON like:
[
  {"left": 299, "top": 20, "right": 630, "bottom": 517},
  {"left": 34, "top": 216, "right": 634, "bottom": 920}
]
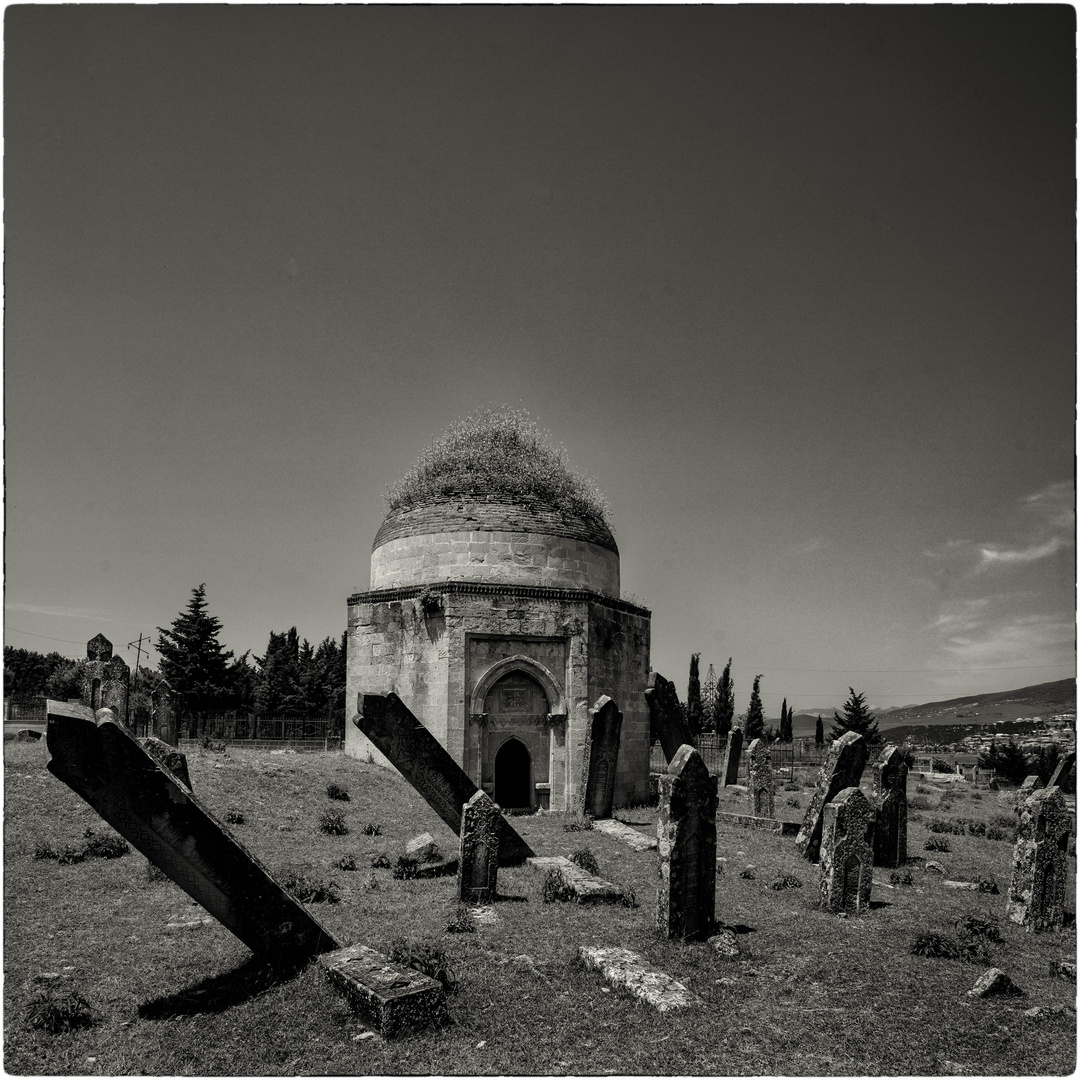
[{"left": 127, "top": 634, "right": 149, "bottom": 732}]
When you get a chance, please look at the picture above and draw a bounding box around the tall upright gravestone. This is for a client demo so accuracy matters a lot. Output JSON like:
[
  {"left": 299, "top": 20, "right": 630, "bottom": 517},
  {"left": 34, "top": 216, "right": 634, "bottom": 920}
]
[
  {"left": 872, "top": 744, "right": 907, "bottom": 867},
  {"left": 580, "top": 696, "right": 623, "bottom": 819},
  {"left": 82, "top": 634, "right": 130, "bottom": 725},
  {"left": 644, "top": 672, "right": 694, "bottom": 764},
  {"left": 721, "top": 729, "right": 744, "bottom": 788},
  {"left": 458, "top": 790, "right": 500, "bottom": 904},
  {"left": 795, "top": 731, "right": 868, "bottom": 862},
  {"left": 151, "top": 678, "right": 180, "bottom": 747},
  {"left": 747, "top": 738, "right": 774, "bottom": 818},
  {"left": 1006, "top": 786, "right": 1069, "bottom": 932},
  {"left": 819, "top": 787, "right": 875, "bottom": 915},
  {"left": 656, "top": 745, "right": 717, "bottom": 941},
  {"left": 355, "top": 693, "right": 533, "bottom": 865}
]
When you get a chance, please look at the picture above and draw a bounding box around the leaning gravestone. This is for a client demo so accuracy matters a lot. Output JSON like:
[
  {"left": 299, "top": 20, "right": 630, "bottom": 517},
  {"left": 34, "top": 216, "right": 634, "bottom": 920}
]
[
  {"left": 1047, "top": 751, "right": 1076, "bottom": 795},
  {"left": 795, "top": 731, "right": 868, "bottom": 863},
  {"left": 355, "top": 693, "right": 533, "bottom": 865},
  {"left": 1006, "top": 786, "right": 1069, "bottom": 933},
  {"left": 1016, "top": 774, "right": 1044, "bottom": 805},
  {"left": 458, "top": 790, "right": 500, "bottom": 904},
  {"left": 580, "top": 696, "right": 622, "bottom": 819},
  {"left": 872, "top": 744, "right": 907, "bottom": 867},
  {"left": 657, "top": 744, "right": 717, "bottom": 941},
  {"left": 819, "top": 786, "right": 874, "bottom": 914},
  {"left": 747, "top": 738, "right": 774, "bottom": 818},
  {"left": 721, "top": 729, "right": 744, "bottom": 788},
  {"left": 81, "top": 634, "right": 130, "bottom": 725},
  {"left": 645, "top": 671, "right": 695, "bottom": 764}
]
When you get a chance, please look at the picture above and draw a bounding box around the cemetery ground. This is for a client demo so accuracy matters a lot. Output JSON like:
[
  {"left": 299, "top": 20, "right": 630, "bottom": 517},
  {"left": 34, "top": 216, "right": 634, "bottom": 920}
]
[{"left": 4, "top": 740, "right": 1076, "bottom": 1077}]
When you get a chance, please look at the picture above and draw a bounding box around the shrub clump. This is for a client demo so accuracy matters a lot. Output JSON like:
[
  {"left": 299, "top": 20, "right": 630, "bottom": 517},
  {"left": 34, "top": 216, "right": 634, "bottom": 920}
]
[
  {"left": 908, "top": 796, "right": 933, "bottom": 811},
  {"left": 446, "top": 906, "right": 477, "bottom": 934},
  {"left": 890, "top": 870, "right": 914, "bottom": 886},
  {"left": 570, "top": 847, "right": 600, "bottom": 876},
  {"left": 326, "top": 783, "right": 350, "bottom": 802},
  {"left": 362, "top": 822, "right": 382, "bottom": 837},
  {"left": 956, "top": 913, "right": 1001, "bottom": 942},
  {"left": 985, "top": 826, "right": 1012, "bottom": 842},
  {"left": 911, "top": 933, "right": 961, "bottom": 959},
  {"left": 25, "top": 987, "right": 94, "bottom": 1034},
  {"left": 387, "top": 939, "right": 457, "bottom": 992},
  {"left": 927, "top": 818, "right": 964, "bottom": 835},
  {"left": 769, "top": 873, "right": 803, "bottom": 892},
  {"left": 281, "top": 873, "right": 340, "bottom": 904},
  {"left": 335, "top": 855, "right": 358, "bottom": 872},
  {"left": 225, "top": 810, "right": 245, "bottom": 826},
  {"left": 370, "top": 851, "right": 392, "bottom": 869},
  {"left": 925, "top": 836, "right": 951, "bottom": 853},
  {"left": 82, "top": 833, "right": 130, "bottom": 859},
  {"left": 319, "top": 810, "right": 348, "bottom": 836},
  {"left": 385, "top": 407, "right": 610, "bottom": 531},
  {"left": 563, "top": 815, "right": 594, "bottom": 833},
  {"left": 541, "top": 868, "right": 576, "bottom": 903},
  {"left": 392, "top": 855, "right": 419, "bottom": 880}
]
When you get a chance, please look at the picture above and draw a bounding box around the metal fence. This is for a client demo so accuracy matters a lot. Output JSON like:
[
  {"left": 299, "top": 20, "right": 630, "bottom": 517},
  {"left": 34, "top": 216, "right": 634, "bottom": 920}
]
[
  {"left": 179, "top": 715, "right": 340, "bottom": 742},
  {"left": 649, "top": 735, "right": 824, "bottom": 780}
]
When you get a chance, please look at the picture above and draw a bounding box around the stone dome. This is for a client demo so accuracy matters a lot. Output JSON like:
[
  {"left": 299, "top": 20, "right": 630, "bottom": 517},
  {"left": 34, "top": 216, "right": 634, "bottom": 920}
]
[{"left": 370, "top": 496, "right": 620, "bottom": 595}]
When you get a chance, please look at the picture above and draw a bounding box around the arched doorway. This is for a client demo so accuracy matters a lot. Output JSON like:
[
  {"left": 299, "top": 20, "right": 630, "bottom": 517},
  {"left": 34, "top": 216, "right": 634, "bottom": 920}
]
[{"left": 494, "top": 738, "right": 532, "bottom": 810}]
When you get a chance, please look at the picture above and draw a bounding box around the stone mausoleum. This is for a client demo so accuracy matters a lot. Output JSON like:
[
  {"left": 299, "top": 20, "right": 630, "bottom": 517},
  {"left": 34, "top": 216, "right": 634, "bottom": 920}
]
[{"left": 345, "top": 438, "right": 652, "bottom": 811}]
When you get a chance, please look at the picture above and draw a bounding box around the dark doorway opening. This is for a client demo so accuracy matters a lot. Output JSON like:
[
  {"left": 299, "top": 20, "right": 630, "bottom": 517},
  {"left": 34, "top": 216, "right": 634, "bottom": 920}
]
[{"left": 494, "top": 738, "right": 531, "bottom": 810}]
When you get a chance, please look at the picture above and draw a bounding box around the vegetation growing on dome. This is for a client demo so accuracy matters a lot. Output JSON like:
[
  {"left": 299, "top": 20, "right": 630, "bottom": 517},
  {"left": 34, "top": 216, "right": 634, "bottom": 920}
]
[{"left": 386, "top": 407, "right": 611, "bottom": 530}]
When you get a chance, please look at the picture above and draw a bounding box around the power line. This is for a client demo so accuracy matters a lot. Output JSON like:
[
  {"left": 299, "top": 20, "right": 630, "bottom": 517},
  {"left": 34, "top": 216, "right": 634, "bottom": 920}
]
[{"left": 4, "top": 626, "right": 88, "bottom": 646}]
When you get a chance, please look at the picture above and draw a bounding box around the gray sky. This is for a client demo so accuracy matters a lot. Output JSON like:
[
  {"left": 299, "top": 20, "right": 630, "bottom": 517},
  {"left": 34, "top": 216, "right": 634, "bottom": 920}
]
[{"left": 5, "top": 5, "right": 1075, "bottom": 715}]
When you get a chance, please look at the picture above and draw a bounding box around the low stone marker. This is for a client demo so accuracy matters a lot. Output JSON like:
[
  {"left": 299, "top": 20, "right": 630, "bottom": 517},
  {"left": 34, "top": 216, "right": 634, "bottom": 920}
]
[
  {"left": 527, "top": 855, "right": 627, "bottom": 903},
  {"left": 795, "top": 731, "right": 868, "bottom": 863},
  {"left": 1048, "top": 751, "right": 1076, "bottom": 794},
  {"left": 644, "top": 671, "right": 695, "bottom": 764},
  {"left": 747, "top": 738, "right": 774, "bottom": 818},
  {"left": 872, "top": 744, "right": 907, "bottom": 867},
  {"left": 406, "top": 833, "right": 439, "bottom": 862},
  {"left": 577, "top": 946, "right": 701, "bottom": 1012},
  {"left": 720, "top": 729, "right": 743, "bottom": 788},
  {"left": 580, "top": 696, "right": 622, "bottom": 819},
  {"left": 354, "top": 693, "right": 533, "bottom": 865},
  {"left": 141, "top": 736, "right": 192, "bottom": 789},
  {"left": 657, "top": 744, "right": 717, "bottom": 941},
  {"left": 819, "top": 786, "right": 874, "bottom": 914},
  {"left": 592, "top": 817, "right": 658, "bottom": 851},
  {"left": 1006, "top": 786, "right": 1069, "bottom": 932},
  {"left": 458, "top": 790, "right": 500, "bottom": 903}
]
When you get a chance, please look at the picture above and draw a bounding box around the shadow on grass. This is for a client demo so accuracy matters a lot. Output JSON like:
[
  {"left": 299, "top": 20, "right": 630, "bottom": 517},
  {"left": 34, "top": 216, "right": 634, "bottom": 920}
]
[
  {"left": 139, "top": 955, "right": 305, "bottom": 1019},
  {"left": 868, "top": 900, "right": 892, "bottom": 910},
  {"left": 494, "top": 893, "right": 529, "bottom": 903}
]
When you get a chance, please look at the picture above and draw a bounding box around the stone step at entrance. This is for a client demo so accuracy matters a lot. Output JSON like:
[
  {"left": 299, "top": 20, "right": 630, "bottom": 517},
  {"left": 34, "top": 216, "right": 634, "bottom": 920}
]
[{"left": 527, "top": 855, "right": 628, "bottom": 902}]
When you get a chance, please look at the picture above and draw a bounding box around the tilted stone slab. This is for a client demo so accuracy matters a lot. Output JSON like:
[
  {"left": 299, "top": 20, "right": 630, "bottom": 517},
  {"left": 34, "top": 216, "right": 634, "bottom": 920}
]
[
  {"left": 720, "top": 729, "right": 743, "bottom": 788},
  {"left": 1048, "top": 751, "right": 1076, "bottom": 794},
  {"left": 580, "top": 696, "right": 622, "bottom": 819},
  {"left": 527, "top": 855, "right": 627, "bottom": 903},
  {"left": 317, "top": 943, "right": 447, "bottom": 1038},
  {"left": 795, "top": 731, "right": 868, "bottom": 863},
  {"left": 354, "top": 693, "right": 533, "bottom": 865},
  {"left": 578, "top": 946, "right": 701, "bottom": 1012},
  {"left": 645, "top": 671, "right": 694, "bottom": 764},
  {"left": 46, "top": 701, "right": 340, "bottom": 965},
  {"left": 592, "top": 817, "right": 658, "bottom": 851},
  {"left": 140, "top": 736, "right": 192, "bottom": 790}
]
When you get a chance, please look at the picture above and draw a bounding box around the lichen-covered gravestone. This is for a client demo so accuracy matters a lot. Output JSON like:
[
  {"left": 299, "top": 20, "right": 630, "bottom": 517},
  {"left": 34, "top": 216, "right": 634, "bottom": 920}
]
[
  {"left": 1006, "top": 786, "right": 1070, "bottom": 932},
  {"left": 580, "top": 696, "right": 622, "bottom": 819},
  {"left": 657, "top": 744, "right": 717, "bottom": 941},
  {"left": 819, "top": 786, "right": 874, "bottom": 914},
  {"left": 1016, "top": 774, "right": 1044, "bottom": 806},
  {"left": 458, "top": 790, "right": 500, "bottom": 903},
  {"left": 720, "top": 729, "right": 743, "bottom": 788},
  {"left": 795, "top": 731, "right": 868, "bottom": 862},
  {"left": 1047, "top": 751, "right": 1076, "bottom": 795},
  {"left": 747, "top": 738, "right": 774, "bottom": 818},
  {"left": 644, "top": 672, "right": 694, "bottom": 764},
  {"left": 81, "top": 633, "right": 130, "bottom": 724},
  {"left": 151, "top": 677, "right": 180, "bottom": 747},
  {"left": 872, "top": 744, "right": 907, "bottom": 867}
]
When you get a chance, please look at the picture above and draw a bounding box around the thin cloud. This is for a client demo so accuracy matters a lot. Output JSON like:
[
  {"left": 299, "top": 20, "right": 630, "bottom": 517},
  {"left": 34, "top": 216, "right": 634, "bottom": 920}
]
[
  {"left": 789, "top": 537, "right": 823, "bottom": 556},
  {"left": 977, "top": 536, "right": 1068, "bottom": 570},
  {"left": 5, "top": 602, "right": 118, "bottom": 621},
  {"left": 940, "top": 613, "right": 1075, "bottom": 670}
]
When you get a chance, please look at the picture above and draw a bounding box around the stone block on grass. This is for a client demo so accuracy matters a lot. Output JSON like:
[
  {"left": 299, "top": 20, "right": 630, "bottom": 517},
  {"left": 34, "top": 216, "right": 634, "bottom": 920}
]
[
  {"left": 527, "top": 855, "right": 627, "bottom": 903},
  {"left": 966, "top": 968, "right": 1024, "bottom": 998},
  {"left": 406, "top": 833, "right": 439, "bottom": 862},
  {"left": 591, "top": 817, "right": 658, "bottom": 851},
  {"left": 578, "top": 945, "right": 701, "bottom": 1011}
]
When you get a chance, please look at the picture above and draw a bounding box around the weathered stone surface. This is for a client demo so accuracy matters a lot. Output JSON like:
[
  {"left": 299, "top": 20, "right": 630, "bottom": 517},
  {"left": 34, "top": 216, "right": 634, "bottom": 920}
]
[
  {"left": 795, "top": 731, "right": 868, "bottom": 862},
  {"left": 747, "top": 738, "right": 774, "bottom": 818},
  {"left": 1016, "top": 774, "right": 1044, "bottom": 806},
  {"left": 1006, "top": 786, "right": 1069, "bottom": 932},
  {"left": 80, "top": 635, "right": 129, "bottom": 726},
  {"left": 708, "top": 930, "right": 740, "bottom": 958},
  {"left": 1048, "top": 751, "right": 1076, "bottom": 794},
  {"left": 657, "top": 745, "right": 717, "bottom": 941},
  {"left": 46, "top": 701, "right": 340, "bottom": 964},
  {"left": 1053, "top": 960, "right": 1076, "bottom": 981},
  {"left": 942, "top": 880, "right": 979, "bottom": 890},
  {"left": 872, "top": 744, "right": 908, "bottom": 867},
  {"left": 592, "top": 817, "right": 658, "bottom": 851},
  {"left": 644, "top": 671, "right": 694, "bottom": 764},
  {"left": 924, "top": 860, "right": 945, "bottom": 874},
  {"left": 527, "top": 855, "right": 626, "bottom": 903},
  {"left": 458, "top": 791, "right": 500, "bottom": 903},
  {"left": 580, "top": 696, "right": 622, "bottom": 819},
  {"left": 354, "top": 693, "right": 533, "bottom": 865},
  {"left": 577, "top": 946, "right": 701, "bottom": 1011},
  {"left": 966, "top": 968, "right": 1024, "bottom": 998},
  {"left": 151, "top": 678, "right": 180, "bottom": 747},
  {"left": 140, "top": 737, "right": 191, "bottom": 790},
  {"left": 716, "top": 811, "right": 799, "bottom": 835},
  {"left": 317, "top": 943, "right": 446, "bottom": 1037},
  {"left": 405, "top": 833, "right": 439, "bottom": 862},
  {"left": 819, "top": 787, "right": 874, "bottom": 915},
  {"left": 720, "top": 729, "right": 743, "bottom": 788}
]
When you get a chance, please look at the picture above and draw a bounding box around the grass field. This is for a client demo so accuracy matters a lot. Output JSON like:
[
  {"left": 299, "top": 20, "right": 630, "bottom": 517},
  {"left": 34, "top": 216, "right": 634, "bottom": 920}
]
[{"left": 4, "top": 739, "right": 1076, "bottom": 1075}]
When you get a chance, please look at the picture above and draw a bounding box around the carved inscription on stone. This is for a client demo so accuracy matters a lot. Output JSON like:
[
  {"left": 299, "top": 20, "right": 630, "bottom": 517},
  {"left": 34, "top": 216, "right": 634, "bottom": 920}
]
[
  {"left": 747, "top": 738, "right": 774, "bottom": 818},
  {"left": 1006, "top": 786, "right": 1069, "bottom": 932},
  {"left": 458, "top": 790, "right": 501, "bottom": 904},
  {"left": 795, "top": 731, "right": 868, "bottom": 863},
  {"left": 819, "top": 786, "right": 874, "bottom": 914}
]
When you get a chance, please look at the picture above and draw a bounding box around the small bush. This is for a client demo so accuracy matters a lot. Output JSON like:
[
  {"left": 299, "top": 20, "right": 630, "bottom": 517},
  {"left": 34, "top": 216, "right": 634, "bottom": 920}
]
[
  {"left": 925, "top": 836, "right": 950, "bottom": 853},
  {"left": 370, "top": 851, "right": 392, "bottom": 869},
  {"left": 225, "top": 810, "right": 245, "bottom": 826},
  {"left": 335, "top": 855, "right": 358, "bottom": 872},
  {"left": 911, "top": 933, "right": 960, "bottom": 959},
  {"left": 563, "top": 816, "right": 594, "bottom": 833},
  {"left": 965, "top": 819, "right": 986, "bottom": 837},
  {"left": 890, "top": 870, "right": 914, "bottom": 886},
  {"left": 985, "top": 826, "right": 1011, "bottom": 842},
  {"left": 56, "top": 847, "right": 85, "bottom": 865},
  {"left": 570, "top": 847, "right": 600, "bottom": 876},
  {"left": 927, "top": 818, "right": 964, "bottom": 835},
  {"left": 387, "top": 938, "right": 457, "bottom": 991},
  {"left": 392, "top": 855, "right": 419, "bottom": 880},
  {"left": 281, "top": 873, "right": 340, "bottom": 904},
  {"left": 83, "top": 834, "right": 130, "bottom": 859},
  {"left": 541, "top": 868, "right": 575, "bottom": 903},
  {"left": 956, "top": 913, "right": 1001, "bottom": 942},
  {"left": 769, "top": 873, "right": 803, "bottom": 891},
  {"left": 739, "top": 867, "right": 755, "bottom": 880},
  {"left": 326, "top": 783, "right": 350, "bottom": 802},
  {"left": 319, "top": 810, "right": 348, "bottom": 836},
  {"left": 915, "top": 784, "right": 933, "bottom": 795},
  {"left": 786, "top": 797, "right": 801, "bottom": 809},
  {"left": 25, "top": 988, "right": 94, "bottom": 1034},
  {"left": 446, "top": 906, "right": 477, "bottom": 934},
  {"left": 33, "top": 842, "right": 58, "bottom": 861},
  {"left": 362, "top": 822, "right": 382, "bottom": 837}
]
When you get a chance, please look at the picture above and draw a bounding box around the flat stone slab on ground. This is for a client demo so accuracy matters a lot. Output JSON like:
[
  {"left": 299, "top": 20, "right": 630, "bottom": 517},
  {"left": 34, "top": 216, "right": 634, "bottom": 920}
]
[
  {"left": 468, "top": 906, "right": 499, "bottom": 926},
  {"left": 717, "top": 811, "right": 799, "bottom": 835},
  {"left": 317, "top": 943, "right": 446, "bottom": 1038},
  {"left": 527, "top": 856, "right": 627, "bottom": 902},
  {"left": 592, "top": 818, "right": 658, "bottom": 851},
  {"left": 578, "top": 946, "right": 701, "bottom": 1011}
]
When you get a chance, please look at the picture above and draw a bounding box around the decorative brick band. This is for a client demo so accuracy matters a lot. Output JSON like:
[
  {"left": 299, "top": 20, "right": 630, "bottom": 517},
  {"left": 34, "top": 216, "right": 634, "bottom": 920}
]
[{"left": 347, "top": 580, "right": 650, "bottom": 618}]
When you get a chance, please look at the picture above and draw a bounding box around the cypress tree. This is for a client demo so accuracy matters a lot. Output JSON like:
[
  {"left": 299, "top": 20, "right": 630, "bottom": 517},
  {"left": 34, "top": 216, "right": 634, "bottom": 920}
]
[
  {"left": 815, "top": 715, "right": 824, "bottom": 747},
  {"left": 715, "top": 658, "right": 735, "bottom": 738},
  {"left": 744, "top": 674, "right": 765, "bottom": 741},
  {"left": 687, "top": 653, "right": 703, "bottom": 737}
]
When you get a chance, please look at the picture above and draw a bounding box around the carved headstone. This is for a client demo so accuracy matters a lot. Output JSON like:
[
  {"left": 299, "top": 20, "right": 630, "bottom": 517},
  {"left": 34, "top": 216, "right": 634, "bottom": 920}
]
[
  {"left": 819, "top": 787, "right": 874, "bottom": 914},
  {"left": 645, "top": 672, "right": 695, "bottom": 764},
  {"left": 581, "top": 696, "right": 622, "bottom": 819},
  {"left": 354, "top": 693, "right": 533, "bottom": 865},
  {"left": 656, "top": 744, "right": 717, "bottom": 941},
  {"left": 1016, "top": 774, "right": 1044, "bottom": 805},
  {"left": 151, "top": 678, "right": 179, "bottom": 747},
  {"left": 1006, "top": 786, "right": 1069, "bottom": 932},
  {"left": 795, "top": 731, "right": 868, "bottom": 862},
  {"left": 872, "top": 744, "right": 907, "bottom": 867},
  {"left": 1048, "top": 751, "right": 1076, "bottom": 795},
  {"left": 721, "top": 729, "right": 744, "bottom": 788},
  {"left": 747, "top": 739, "right": 774, "bottom": 818},
  {"left": 458, "top": 790, "right": 500, "bottom": 903},
  {"left": 81, "top": 634, "right": 129, "bottom": 725}
]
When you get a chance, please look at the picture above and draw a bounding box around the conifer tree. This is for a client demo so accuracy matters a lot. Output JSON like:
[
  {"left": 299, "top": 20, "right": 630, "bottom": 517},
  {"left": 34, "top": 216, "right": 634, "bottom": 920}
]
[
  {"left": 815, "top": 715, "right": 824, "bottom": 746},
  {"left": 715, "top": 658, "right": 735, "bottom": 738},
  {"left": 743, "top": 674, "right": 765, "bottom": 741},
  {"left": 687, "top": 653, "right": 703, "bottom": 737},
  {"left": 701, "top": 664, "right": 717, "bottom": 735},
  {"left": 830, "top": 687, "right": 880, "bottom": 745}
]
